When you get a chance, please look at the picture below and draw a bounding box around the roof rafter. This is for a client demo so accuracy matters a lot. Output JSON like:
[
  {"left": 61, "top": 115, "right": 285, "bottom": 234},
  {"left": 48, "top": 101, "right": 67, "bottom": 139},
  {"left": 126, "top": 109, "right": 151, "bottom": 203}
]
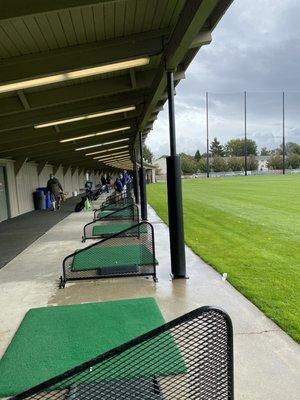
[
  {"left": 0, "top": 30, "right": 167, "bottom": 84},
  {"left": 0, "top": 111, "right": 140, "bottom": 146},
  {"left": 0, "top": 92, "right": 145, "bottom": 132},
  {"left": 0, "top": 70, "right": 156, "bottom": 116},
  {"left": 139, "top": 0, "right": 231, "bottom": 130},
  {"left": 1, "top": 135, "right": 135, "bottom": 160}
]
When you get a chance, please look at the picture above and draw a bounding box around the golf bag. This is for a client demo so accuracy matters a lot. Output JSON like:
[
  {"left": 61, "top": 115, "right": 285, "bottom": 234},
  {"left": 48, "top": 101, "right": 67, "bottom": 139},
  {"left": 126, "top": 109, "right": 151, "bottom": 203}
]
[{"left": 74, "top": 196, "right": 86, "bottom": 212}]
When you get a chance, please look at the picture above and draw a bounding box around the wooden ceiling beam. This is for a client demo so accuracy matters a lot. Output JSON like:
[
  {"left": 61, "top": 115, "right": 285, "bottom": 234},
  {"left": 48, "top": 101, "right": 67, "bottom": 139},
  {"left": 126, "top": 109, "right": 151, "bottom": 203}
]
[
  {"left": 0, "top": 120, "right": 137, "bottom": 152},
  {"left": 0, "top": 30, "right": 167, "bottom": 84},
  {"left": 0, "top": 92, "right": 144, "bottom": 132},
  {"left": 0, "top": 111, "right": 140, "bottom": 146},
  {"left": 0, "top": 70, "right": 155, "bottom": 116},
  {"left": 139, "top": 0, "right": 229, "bottom": 131},
  {"left": 1, "top": 136, "right": 134, "bottom": 161}
]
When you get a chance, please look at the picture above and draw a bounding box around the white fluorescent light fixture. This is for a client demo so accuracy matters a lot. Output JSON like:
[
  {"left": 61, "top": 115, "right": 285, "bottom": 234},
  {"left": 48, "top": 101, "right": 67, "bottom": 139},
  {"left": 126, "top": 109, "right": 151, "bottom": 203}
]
[
  {"left": 107, "top": 158, "right": 130, "bottom": 163},
  {"left": 93, "top": 151, "right": 129, "bottom": 160},
  {"left": 59, "top": 126, "right": 130, "bottom": 143},
  {"left": 86, "top": 146, "right": 128, "bottom": 156},
  {"left": 0, "top": 57, "right": 150, "bottom": 94},
  {"left": 35, "top": 106, "right": 135, "bottom": 129},
  {"left": 96, "top": 154, "right": 130, "bottom": 162},
  {"left": 97, "top": 156, "right": 130, "bottom": 162},
  {"left": 75, "top": 138, "right": 129, "bottom": 151},
  {"left": 98, "top": 158, "right": 129, "bottom": 164},
  {"left": 86, "top": 145, "right": 128, "bottom": 156},
  {"left": 101, "top": 155, "right": 130, "bottom": 161}
]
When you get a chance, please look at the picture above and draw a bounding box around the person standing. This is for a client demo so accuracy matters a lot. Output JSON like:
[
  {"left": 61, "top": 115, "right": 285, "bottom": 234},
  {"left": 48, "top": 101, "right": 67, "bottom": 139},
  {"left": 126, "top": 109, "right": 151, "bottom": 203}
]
[
  {"left": 114, "top": 177, "right": 123, "bottom": 193},
  {"left": 122, "top": 170, "right": 129, "bottom": 191},
  {"left": 47, "top": 174, "right": 63, "bottom": 211},
  {"left": 101, "top": 174, "right": 109, "bottom": 193}
]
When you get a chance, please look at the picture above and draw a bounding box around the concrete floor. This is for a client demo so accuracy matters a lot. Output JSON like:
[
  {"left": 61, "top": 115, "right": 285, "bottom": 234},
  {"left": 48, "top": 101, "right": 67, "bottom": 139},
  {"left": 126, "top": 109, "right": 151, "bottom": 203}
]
[{"left": 0, "top": 203, "right": 299, "bottom": 399}]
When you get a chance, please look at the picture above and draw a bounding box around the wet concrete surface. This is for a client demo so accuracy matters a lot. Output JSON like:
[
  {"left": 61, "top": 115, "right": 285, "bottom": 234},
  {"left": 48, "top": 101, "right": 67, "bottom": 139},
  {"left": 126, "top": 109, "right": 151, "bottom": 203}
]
[{"left": 0, "top": 202, "right": 299, "bottom": 399}]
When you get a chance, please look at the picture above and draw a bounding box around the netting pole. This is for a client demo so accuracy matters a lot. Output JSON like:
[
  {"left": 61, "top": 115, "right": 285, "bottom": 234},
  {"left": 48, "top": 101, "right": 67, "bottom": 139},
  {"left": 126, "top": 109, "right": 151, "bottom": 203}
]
[
  {"left": 139, "top": 131, "right": 148, "bottom": 220},
  {"left": 133, "top": 148, "right": 140, "bottom": 204},
  {"left": 282, "top": 91, "right": 286, "bottom": 175},
  {"left": 206, "top": 92, "right": 210, "bottom": 178},
  {"left": 244, "top": 91, "right": 248, "bottom": 176},
  {"left": 166, "top": 70, "right": 187, "bottom": 278}
]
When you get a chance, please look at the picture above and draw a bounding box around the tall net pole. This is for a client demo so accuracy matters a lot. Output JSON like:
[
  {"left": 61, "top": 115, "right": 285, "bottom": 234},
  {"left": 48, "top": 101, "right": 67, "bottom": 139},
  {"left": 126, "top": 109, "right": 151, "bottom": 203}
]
[
  {"left": 244, "top": 91, "right": 248, "bottom": 176},
  {"left": 282, "top": 91, "right": 286, "bottom": 175},
  {"left": 206, "top": 92, "right": 210, "bottom": 178}
]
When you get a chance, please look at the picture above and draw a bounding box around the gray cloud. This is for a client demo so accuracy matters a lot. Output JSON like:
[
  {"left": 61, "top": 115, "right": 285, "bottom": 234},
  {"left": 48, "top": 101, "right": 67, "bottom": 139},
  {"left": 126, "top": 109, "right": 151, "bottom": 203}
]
[{"left": 147, "top": 0, "right": 300, "bottom": 157}]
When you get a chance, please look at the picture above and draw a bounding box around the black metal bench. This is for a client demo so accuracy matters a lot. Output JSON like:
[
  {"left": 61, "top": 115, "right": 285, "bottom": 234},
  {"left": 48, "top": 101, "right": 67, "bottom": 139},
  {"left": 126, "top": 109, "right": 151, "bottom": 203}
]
[
  {"left": 93, "top": 194, "right": 134, "bottom": 221},
  {"left": 82, "top": 204, "right": 140, "bottom": 242},
  {"left": 60, "top": 221, "right": 158, "bottom": 288}
]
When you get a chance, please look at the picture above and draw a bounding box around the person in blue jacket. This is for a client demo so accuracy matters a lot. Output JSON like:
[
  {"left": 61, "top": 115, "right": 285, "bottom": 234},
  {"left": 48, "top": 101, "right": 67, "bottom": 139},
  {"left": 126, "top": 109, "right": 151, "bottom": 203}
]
[
  {"left": 121, "top": 170, "right": 129, "bottom": 190},
  {"left": 114, "top": 178, "right": 123, "bottom": 193}
]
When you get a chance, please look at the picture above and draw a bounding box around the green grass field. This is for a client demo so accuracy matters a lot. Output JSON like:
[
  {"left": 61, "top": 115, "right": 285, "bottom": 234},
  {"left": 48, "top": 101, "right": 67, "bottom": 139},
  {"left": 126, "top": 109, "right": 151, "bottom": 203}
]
[{"left": 148, "top": 174, "right": 300, "bottom": 342}]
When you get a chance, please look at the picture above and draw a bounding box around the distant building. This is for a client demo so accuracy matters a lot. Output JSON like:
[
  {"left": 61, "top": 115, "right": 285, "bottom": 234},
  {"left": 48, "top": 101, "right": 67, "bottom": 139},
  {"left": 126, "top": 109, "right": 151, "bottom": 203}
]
[
  {"left": 154, "top": 156, "right": 167, "bottom": 180},
  {"left": 143, "top": 161, "right": 156, "bottom": 183},
  {"left": 257, "top": 156, "right": 270, "bottom": 171}
]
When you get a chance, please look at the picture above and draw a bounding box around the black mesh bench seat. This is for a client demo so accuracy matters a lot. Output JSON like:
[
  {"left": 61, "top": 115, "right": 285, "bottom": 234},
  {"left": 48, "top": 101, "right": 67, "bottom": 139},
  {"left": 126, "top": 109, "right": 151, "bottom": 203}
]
[
  {"left": 84, "top": 205, "right": 139, "bottom": 241},
  {"left": 94, "top": 207, "right": 134, "bottom": 221},
  {"left": 71, "top": 243, "right": 158, "bottom": 271},
  {"left": 92, "top": 223, "right": 137, "bottom": 237},
  {"left": 10, "top": 305, "right": 233, "bottom": 400},
  {"left": 94, "top": 195, "right": 134, "bottom": 219},
  {"left": 61, "top": 222, "right": 157, "bottom": 288},
  {"left": 67, "top": 378, "right": 163, "bottom": 399}
]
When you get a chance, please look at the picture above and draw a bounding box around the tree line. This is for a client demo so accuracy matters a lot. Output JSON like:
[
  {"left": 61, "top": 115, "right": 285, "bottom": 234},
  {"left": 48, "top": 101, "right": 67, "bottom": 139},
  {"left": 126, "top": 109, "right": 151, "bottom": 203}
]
[
  {"left": 144, "top": 139, "right": 300, "bottom": 173},
  {"left": 180, "top": 138, "right": 300, "bottom": 174}
]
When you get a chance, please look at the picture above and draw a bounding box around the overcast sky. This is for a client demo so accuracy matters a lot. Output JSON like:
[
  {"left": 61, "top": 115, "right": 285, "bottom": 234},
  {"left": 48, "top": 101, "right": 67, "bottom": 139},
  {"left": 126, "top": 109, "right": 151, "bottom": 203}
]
[{"left": 147, "top": 0, "right": 300, "bottom": 158}]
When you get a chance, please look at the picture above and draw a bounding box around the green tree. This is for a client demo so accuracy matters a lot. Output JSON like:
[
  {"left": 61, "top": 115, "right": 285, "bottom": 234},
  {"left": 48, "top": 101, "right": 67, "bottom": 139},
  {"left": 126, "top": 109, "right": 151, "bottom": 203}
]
[
  {"left": 180, "top": 153, "right": 198, "bottom": 174},
  {"left": 225, "top": 138, "right": 257, "bottom": 156},
  {"left": 197, "top": 159, "right": 208, "bottom": 173},
  {"left": 260, "top": 147, "right": 271, "bottom": 156},
  {"left": 143, "top": 144, "right": 153, "bottom": 163},
  {"left": 194, "top": 149, "right": 201, "bottom": 161},
  {"left": 287, "top": 153, "right": 300, "bottom": 169},
  {"left": 227, "top": 157, "right": 243, "bottom": 171},
  {"left": 211, "top": 156, "right": 228, "bottom": 172},
  {"left": 267, "top": 154, "right": 284, "bottom": 169},
  {"left": 286, "top": 142, "right": 300, "bottom": 155},
  {"left": 246, "top": 155, "right": 259, "bottom": 171},
  {"left": 210, "top": 137, "right": 224, "bottom": 157}
]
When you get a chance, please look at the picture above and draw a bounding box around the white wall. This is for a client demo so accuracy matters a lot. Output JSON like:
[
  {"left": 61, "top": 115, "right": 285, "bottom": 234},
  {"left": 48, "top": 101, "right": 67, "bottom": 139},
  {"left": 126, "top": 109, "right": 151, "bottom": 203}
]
[
  {"left": 55, "top": 166, "right": 64, "bottom": 189},
  {"left": 38, "top": 165, "right": 53, "bottom": 188},
  {"left": 71, "top": 169, "right": 79, "bottom": 194},
  {"left": 0, "top": 159, "right": 114, "bottom": 220},
  {"left": 16, "top": 162, "right": 39, "bottom": 214},
  {"left": 0, "top": 159, "right": 19, "bottom": 217},
  {"left": 78, "top": 171, "right": 85, "bottom": 192},
  {"left": 63, "top": 168, "right": 72, "bottom": 197}
]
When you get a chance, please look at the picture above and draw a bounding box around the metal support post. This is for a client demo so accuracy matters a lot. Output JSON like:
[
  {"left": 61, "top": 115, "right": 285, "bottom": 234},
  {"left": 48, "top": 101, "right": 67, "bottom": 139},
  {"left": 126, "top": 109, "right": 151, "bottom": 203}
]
[
  {"left": 166, "top": 71, "right": 187, "bottom": 278},
  {"left": 133, "top": 149, "right": 140, "bottom": 204},
  {"left": 139, "top": 132, "right": 147, "bottom": 220},
  {"left": 244, "top": 91, "right": 248, "bottom": 176},
  {"left": 282, "top": 91, "right": 286, "bottom": 175},
  {"left": 206, "top": 92, "right": 210, "bottom": 178}
]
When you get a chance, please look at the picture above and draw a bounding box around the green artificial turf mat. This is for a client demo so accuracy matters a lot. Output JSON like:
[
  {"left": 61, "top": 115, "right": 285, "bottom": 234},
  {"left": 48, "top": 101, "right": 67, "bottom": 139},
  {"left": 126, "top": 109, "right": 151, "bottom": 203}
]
[
  {"left": 92, "top": 223, "right": 147, "bottom": 237},
  {"left": 72, "top": 244, "right": 157, "bottom": 271},
  {"left": 0, "top": 298, "right": 184, "bottom": 396},
  {"left": 92, "top": 223, "right": 133, "bottom": 236},
  {"left": 97, "top": 209, "right": 132, "bottom": 219}
]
